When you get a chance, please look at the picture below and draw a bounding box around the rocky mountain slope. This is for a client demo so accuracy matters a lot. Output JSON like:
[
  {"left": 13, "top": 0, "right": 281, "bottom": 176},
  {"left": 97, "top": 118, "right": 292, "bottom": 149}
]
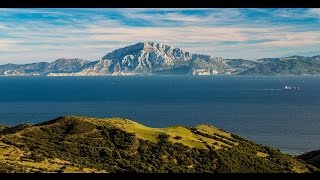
[
  {"left": 0, "top": 58, "right": 93, "bottom": 76},
  {"left": 1, "top": 42, "right": 320, "bottom": 76},
  {"left": 0, "top": 116, "right": 318, "bottom": 173},
  {"left": 49, "top": 42, "right": 233, "bottom": 76}
]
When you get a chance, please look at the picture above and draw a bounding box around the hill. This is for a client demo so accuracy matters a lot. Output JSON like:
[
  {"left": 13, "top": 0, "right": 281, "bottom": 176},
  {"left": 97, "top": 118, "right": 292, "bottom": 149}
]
[
  {"left": 241, "top": 56, "right": 320, "bottom": 75},
  {"left": 0, "top": 116, "right": 318, "bottom": 173},
  {"left": 298, "top": 150, "right": 320, "bottom": 168}
]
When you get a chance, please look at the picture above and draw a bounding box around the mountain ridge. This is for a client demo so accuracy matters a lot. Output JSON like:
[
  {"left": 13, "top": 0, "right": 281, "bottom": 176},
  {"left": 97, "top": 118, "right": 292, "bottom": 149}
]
[{"left": 1, "top": 42, "right": 320, "bottom": 76}]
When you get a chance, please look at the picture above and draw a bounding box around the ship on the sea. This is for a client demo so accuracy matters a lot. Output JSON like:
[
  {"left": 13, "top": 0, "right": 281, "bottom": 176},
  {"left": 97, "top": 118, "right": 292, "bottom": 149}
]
[{"left": 283, "top": 85, "right": 300, "bottom": 91}]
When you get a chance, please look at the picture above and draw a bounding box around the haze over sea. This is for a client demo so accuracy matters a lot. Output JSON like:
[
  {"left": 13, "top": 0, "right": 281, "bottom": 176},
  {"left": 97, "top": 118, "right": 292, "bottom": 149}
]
[{"left": 0, "top": 75, "right": 319, "bottom": 155}]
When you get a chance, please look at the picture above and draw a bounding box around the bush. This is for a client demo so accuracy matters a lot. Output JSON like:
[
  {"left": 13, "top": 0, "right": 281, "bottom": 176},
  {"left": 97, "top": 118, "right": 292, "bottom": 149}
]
[
  {"left": 173, "top": 136, "right": 182, "bottom": 140},
  {"left": 157, "top": 133, "right": 170, "bottom": 142},
  {"left": 29, "top": 153, "right": 45, "bottom": 162}
]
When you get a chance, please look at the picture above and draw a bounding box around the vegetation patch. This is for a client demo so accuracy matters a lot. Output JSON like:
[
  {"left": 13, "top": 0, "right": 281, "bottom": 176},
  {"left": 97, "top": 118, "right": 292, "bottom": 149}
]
[{"left": 0, "top": 116, "right": 318, "bottom": 173}]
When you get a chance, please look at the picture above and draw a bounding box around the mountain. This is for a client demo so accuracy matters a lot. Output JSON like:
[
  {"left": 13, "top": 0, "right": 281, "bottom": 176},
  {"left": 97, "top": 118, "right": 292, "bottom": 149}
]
[
  {"left": 0, "top": 58, "right": 92, "bottom": 76},
  {"left": 240, "top": 56, "right": 320, "bottom": 75},
  {"left": 1, "top": 42, "right": 320, "bottom": 76},
  {"left": 298, "top": 150, "right": 320, "bottom": 169},
  {"left": 224, "top": 58, "right": 259, "bottom": 74},
  {"left": 56, "top": 42, "right": 233, "bottom": 76},
  {"left": 0, "top": 116, "right": 318, "bottom": 173}
]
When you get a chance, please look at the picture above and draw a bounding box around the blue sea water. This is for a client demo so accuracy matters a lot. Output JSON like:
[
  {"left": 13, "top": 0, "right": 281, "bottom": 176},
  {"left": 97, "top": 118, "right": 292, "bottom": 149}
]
[{"left": 0, "top": 75, "right": 319, "bottom": 155}]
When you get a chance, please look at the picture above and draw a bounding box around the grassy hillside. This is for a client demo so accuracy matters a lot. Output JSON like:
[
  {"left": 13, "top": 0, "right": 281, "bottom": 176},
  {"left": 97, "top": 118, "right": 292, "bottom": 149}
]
[{"left": 0, "top": 116, "right": 318, "bottom": 173}]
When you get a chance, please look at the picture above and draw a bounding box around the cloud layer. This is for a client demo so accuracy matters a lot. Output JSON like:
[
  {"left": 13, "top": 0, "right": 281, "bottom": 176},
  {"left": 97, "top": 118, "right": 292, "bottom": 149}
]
[{"left": 0, "top": 8, "right": 320, "bottom": 64}]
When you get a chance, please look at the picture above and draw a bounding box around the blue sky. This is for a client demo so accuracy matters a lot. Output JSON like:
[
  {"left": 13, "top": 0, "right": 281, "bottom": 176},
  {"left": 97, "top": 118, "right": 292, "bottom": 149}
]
[{"left": 0, "top": 8, "right": 320, "bottom": 64}]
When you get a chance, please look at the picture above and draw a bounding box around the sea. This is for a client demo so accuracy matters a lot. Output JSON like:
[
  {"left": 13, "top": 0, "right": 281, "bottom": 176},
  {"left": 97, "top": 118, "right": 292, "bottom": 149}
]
[{"left": 0, "top": 75, "right": 319, "bottom": 155}]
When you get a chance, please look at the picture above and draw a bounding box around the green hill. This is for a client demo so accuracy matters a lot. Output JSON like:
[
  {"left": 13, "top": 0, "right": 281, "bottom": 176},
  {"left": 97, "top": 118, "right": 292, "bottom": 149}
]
[{"left": 0, "top": 116, "right": 318, "bottom": 173}]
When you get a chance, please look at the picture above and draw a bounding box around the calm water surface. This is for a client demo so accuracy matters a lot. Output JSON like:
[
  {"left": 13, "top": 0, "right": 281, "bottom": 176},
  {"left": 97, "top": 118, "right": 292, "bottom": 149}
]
[{"left": 0, "top": 75, "right": 319, "bottom": 155}]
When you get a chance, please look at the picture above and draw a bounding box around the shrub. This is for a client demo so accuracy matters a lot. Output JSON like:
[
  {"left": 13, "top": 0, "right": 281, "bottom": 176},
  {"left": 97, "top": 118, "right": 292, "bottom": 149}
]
[
  {"left": 157, "top": 133, "right": 170, "bottom": 142},
  {"left": 29, "top": 153, "right": 45, "bottom": 162},
  {"left": 173, "top": 136, "right": 182, "bottom": 140}
]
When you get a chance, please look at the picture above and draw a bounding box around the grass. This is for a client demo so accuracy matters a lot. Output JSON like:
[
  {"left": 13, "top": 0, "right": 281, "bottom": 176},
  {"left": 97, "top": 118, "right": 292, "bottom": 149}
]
[
  {"left": 256, "top": 152, "right": 269, "bottom": 158},
  {"left": 78, "top": 116, "right": 238, "bottom": 149},
  {"left": 291, "top": 161, "right": 310, "bottom": 173},
  {"left": 62, "top": 166, "right": 108, "bottom": 173},
  {"left": 195, "top": 124, "right": 231, "bottom": 138}
]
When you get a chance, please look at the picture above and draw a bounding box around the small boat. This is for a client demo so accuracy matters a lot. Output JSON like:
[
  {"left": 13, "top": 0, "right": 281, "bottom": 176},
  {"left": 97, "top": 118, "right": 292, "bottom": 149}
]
[{"left": 282, "top": 85, "right": 300, "bottom": 91}]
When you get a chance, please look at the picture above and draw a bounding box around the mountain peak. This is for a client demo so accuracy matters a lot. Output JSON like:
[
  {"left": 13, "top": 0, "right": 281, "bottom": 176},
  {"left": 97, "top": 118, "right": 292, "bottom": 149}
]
[
  {"left": 140, "top": 42, "right": 175, "bottom": 50},
  {"left": 102, "top": 42, "right": 183, "bottom": 60},
  {"left": 137, "top": 41, "right": 173, "bottom": 47},
  {"left": 102, "top": 42, "right": 192, "bottom": 60}
]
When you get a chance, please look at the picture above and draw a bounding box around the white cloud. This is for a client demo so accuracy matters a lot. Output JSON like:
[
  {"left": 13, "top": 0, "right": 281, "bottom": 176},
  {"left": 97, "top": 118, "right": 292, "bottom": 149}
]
[
  {"left": 0, "top": 24, "right": 7, "bottom": 29},
  {"left": 308, "top": 8, "right": 320, "bottom": 16},
  {"left": 257, "top": 31, "right": 320, "bottom": 47},
  {"left": 86, "top": 26, "right": 259, "bottom": 43},
  {"left": 123, "top": 8, "right": 244, "bottom": 27},
  {"left": 125, "top": 11, "right": 209, "bottom": 24},
  {"left": 1, "top": 23, "right": 320, "bottom": 63},
  {"left": 0, "top": 39, "right": 20, "bottom": 49},
  {"left": 271, "top": 8, "right": 320, "bottom": 19},
  {"left": 0, "top": 8, "right": 319, "bottom": 64}
]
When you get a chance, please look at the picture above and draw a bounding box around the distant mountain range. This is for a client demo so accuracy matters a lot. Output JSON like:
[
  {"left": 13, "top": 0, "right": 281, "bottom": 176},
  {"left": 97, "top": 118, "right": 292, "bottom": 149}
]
[{"left": 1, "top": 42, "right": 320, "bottom": 76}]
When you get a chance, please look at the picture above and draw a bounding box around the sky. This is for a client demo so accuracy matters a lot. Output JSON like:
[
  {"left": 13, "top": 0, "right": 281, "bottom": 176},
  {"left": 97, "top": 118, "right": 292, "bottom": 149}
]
[{"left": 0, "top": 8, "right": 320, "bottom": 64}]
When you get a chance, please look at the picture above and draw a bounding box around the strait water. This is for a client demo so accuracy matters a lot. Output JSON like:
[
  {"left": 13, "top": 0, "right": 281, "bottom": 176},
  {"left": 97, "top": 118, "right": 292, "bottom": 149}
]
[{"left": 0, "top": 75, "right": 319, "bottom": 155}]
